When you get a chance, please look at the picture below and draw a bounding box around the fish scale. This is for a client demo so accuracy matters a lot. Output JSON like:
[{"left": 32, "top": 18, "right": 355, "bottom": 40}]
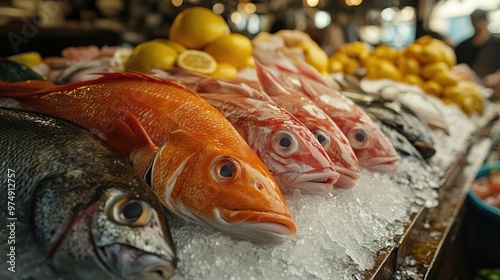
[{"left": 0, "top": 107, "right": 175, "bottom": 280}]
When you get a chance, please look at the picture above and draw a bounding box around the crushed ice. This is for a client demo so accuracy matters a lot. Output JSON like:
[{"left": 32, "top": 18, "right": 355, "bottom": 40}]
[{"left": 170, "top": 101, "right": 494, "bottom": 279}]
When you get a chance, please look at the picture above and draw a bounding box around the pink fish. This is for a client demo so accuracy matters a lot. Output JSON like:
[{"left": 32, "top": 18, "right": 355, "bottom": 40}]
[
  {"left": 258, "top": 61, "right": 400, "bottom": 175},
  {"left": 198, "top": 92, "right": 339, "bottom": 195},
  {"left": 254, "top": 63, "right": 361, "bottom": 188}
]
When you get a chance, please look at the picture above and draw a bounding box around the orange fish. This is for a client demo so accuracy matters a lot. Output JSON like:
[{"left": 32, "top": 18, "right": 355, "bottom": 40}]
[{"left": 0, "top": 72, "right": 297, "bottom": 244}]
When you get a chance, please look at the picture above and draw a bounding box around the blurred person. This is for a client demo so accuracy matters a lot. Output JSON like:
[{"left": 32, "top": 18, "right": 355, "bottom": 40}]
[{"left": 455, "top": 9, "right": 500, "bottom": 79}]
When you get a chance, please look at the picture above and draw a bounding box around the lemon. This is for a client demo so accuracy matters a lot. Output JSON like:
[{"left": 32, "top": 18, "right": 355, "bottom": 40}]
[
  {"left": 397, "top": 56, "right": 421, "bottom": 75},
  {"left": 204, "top": 33, "right": 253, "bottom": 70},
  {"left": 125, "top": 41, "right": 177, "bottom": 73},
  {"left": 153, "top": 39, "right": 186, "bottom": 54},
  {"left": 373, "top": 44, "right": 398, "bottom": 63},
  {"left": 210, "top": 62, "right": 238, "bottom": 78},
  {"left": 169, "top": 7, "right": 230, "bottom": 50},
  {"left": 298, "top": 42, "right": 329, "bottom": 74},
  {"left": 328, "top": 59, "right": 344, "bottom": 73},
  {"left": 177, "top": 50, "right": 217, "bottom": 74},
  {"left": 403, "top": 73, "right": 424, "bottom": 86},
  {"left": 432, "top": 70, "right": 459, "bottom": 87},
  {"left": 421, "top": 62, "right": 449, "bottom": 80},
  {"left": 421, "top": 80, "right": 443, "bottom": 97},
  {"left": 8, "top": 51, "right": 42, "bottom": 67}
]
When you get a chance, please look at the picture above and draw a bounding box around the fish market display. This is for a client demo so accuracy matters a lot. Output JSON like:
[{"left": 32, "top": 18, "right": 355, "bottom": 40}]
[
  {"left": 252, "top": 45, "right": 399, "bottom": 174},
  {"left": 0, "top": 108, "right": 176, "bottom": 280},
  {"left": 200, "top": 92, "right": 339, "bottom": 194},
  {"left": 0, "top": 72, "right": 296, "bottom": 245},
  {"left": 342, "top": 91, "right": 436, "bottom": 159},
  {"left": 254, "top": 62, "right": 361, "bottom": 188}
]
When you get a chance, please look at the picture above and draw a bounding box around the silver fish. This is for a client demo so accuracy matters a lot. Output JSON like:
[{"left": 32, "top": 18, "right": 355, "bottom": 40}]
[{"left": 0, "top": 108, "right": 176, "bottom": 280}]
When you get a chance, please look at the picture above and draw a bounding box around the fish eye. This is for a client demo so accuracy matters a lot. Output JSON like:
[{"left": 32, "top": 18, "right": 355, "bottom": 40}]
[
  {"left": 109, "top": 197, "right": 151, "bottom": 227},
  {"left": 312, "top": 130, "right": 331, "bottom": 150},
  {"left": 212, "top": 157, "right": 240, "bottom": 183},
  {"left": 347, "top": 127, "right": 372, "bottom": 149},
  {"left": 271, "top": 130, "right": 299, "bottom": 157}
]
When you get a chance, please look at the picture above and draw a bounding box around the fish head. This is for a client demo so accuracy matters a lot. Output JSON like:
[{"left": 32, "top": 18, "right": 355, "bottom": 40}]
[
  {"left": 246, "top": 105, "right": 339, "bottom": 195},
  {"left": 33, "top": 169, "right": 176, "bottom": 280},
  {"left": 341, "top": 115, "right": 400, "bottom": 175},
  {"left": 151, "top": 129, "right": 297, "bottom": 244}
]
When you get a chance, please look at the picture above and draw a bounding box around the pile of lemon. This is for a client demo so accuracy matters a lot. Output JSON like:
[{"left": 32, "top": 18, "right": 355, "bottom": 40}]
[
  {"left": 328, "top": 36, "right": 484, "bottom": 115},
  {"left": 125, "top": 6, "right": 254, "bottom": 79}
]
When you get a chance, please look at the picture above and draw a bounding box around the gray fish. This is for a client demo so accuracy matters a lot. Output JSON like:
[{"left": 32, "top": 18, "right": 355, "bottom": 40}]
[{"left": 0, "top": 108, "right": 176, "bottom": 280}]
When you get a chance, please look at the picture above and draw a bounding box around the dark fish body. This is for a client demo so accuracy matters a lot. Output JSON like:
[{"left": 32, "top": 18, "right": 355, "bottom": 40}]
[
  {"left": 0, "top": 58, "right": 44, "bottom": 82},
  {"left": 0, "top": 108, "right": 176, "bottom": 280},
  {"left": 378, "top": 121, "right": 426, "bottom": 162},
  {"left": 342, "top": 91, "right": 436, "bottom": 159}
]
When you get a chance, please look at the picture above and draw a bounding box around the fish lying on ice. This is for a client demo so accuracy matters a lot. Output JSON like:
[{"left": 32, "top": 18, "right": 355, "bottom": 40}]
[
  {"left": 0, "top": 72, "right": 296, "bottom": 245},
  {"left": 342, "top": 91, "right": 436, "bottom": 159},
  {"left": 0, "top": 107, "right": 176, "bottom": 280},
  {"left": 253, "top": 57, "right": 400, "bottom": 175},
  {"left": 254, "top": 62, "right": 361, "bottom": 188},
  {"left": 200, "top": 92, "right": 339, "bottom": 195}
]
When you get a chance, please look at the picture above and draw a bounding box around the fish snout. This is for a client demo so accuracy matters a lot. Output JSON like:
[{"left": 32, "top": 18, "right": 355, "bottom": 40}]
[
  {"left": 217, "top": 209, "right": 297, "bottom": 244},
  {"left": 332, "top": 166, "right": 361, "bottom": 189},
  {"left": 362, "top": 155, "right": 400, "bottom": 175},
  {"left": 280, "top": 168, "right": 339, "bottom": 195},
  {"left": 133, "top": 257, "right": 176, "bottom": 280}
]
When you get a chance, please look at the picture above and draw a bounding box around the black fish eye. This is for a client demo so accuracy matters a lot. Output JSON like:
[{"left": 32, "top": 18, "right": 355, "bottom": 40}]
[
  {"left": 109, "top": 197, "right": 151, "bottom": 227},
  {"left": 122, "top": 201, "right": 143, "bottom": 221},
  {"left": 220, "top": 164, "right": 233, "bottom": 178},
  {"left": 279, "top": 137, "right": 291, "bottom": 147},
  {"left": 212, "top": 157, "right": 240, "bottom": 183},
  {"left": 272, "top": 130, "right": 299, "bottom": 157},
  {"left": 347, "top": 127, "right": 372, "bottom": 149},
  {"left": 355, "top": 133, "right": 365, "bottom": 142},
  {"left": 312, "top": 130, "right": 331, "bottom": 150}
]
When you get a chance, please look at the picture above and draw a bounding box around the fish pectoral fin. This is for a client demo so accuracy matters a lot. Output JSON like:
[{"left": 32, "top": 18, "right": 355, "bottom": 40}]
[
  {"left": 0, "top": 80, "right": 56, "bottom": 97},
  {"left": 98, "top": 111, "right": 159, "bottom": 170}
]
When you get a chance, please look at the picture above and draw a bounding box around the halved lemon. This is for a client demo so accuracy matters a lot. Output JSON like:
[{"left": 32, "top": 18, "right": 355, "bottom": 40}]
[
  {"left": 177, "top": 50, "right": 217, "bottom": 74},
  {"left": 8, "top": 51, "right": 42, "bottom": 67}
]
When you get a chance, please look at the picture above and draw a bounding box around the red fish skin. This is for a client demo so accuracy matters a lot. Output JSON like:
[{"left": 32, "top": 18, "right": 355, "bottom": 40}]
[
  {"left": 254, "top": 63, "right": 361, "bottom": 188},
  {"left": 201, "top": 93, "right": 339, "bottom": 195},
  {"left": 0, "top": 72, "right": 297, "bottom": 244}
]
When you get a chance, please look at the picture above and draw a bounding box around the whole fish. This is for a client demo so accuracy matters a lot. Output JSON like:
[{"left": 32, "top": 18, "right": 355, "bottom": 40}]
[
  {"left": 256, "top": 60, "right": 400, "bottom": 175},
  {"left": 342, "top": 91, "right": 436, "bottom": 159},
  {"left": 377, "top": 121, "right": 427, "bottom": 161},
  {"left": 0, "top": 72, "right": 296, "bottom": 245},
  {"left": 254, "top": 63, "right": 361, "bottom": 188},
  {"left": 200, "top": 92, "right": 339, "bottom": 195},
  {"left": 0, "top": 107, "right": 176, "bottom": 280}
]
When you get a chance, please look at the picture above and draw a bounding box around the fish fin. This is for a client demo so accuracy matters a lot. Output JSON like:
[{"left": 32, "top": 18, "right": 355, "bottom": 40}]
[
  {"left": 0, "top": 71, "right": 198, "bottom": 99},
  {"left": 196, "top": 77, "right": 273, "bottom": 102},
  {"left": 97, "top": 111, "right": 159, "bottom": 175},
  {"left": 0, "top": 80, "right": 56, "bottom": 97},
  {"left": 255, "top": 61, "right": 293, "bottom": 98}
]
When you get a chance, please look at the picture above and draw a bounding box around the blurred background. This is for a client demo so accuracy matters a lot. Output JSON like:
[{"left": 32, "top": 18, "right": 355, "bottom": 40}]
[{"left": 0, "top": 0, "right": 499, "bottom": 57}]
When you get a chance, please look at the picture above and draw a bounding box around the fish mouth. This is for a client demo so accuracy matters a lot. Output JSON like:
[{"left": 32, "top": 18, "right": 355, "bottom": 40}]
[
  {"left": 413, "top": 141, "right": 436, "bottom": 159},
  {"left": 280, "top": 169, "right": 340, "bottom": 195},
  {"left": 333, "top": 166, "right": 361, "bottom": 189},
  {"left": 217, "top": 208, "right": 297, "bottom": 245},
  {"left": 99, "top": 244, "right": 176, "bottom": 280},
  {"left": 362, "top": 155, "right": 400, "bottom": 175}
]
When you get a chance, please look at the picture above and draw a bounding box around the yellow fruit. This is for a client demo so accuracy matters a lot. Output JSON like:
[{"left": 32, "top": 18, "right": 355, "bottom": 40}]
[
  {"left": 397, "top": 56, "right": 421, "bottom": 75},
  {"left": 125, "top": 41, "right": 177, "bottom": 73},
  {"left": 329, "top": 52, "right": 350, "bottom": 65},
  {"left": 432, "top": 70, "right": 459, "bottom": 87},
  {"left": 421, "top": 80, "right": 443, "bottom": 97},
  {"left": 421, "top": 62, "right": 449, "bottom": 80},
  {"left": 299, "top": 42, "right": 328, "bottom": 74},
  {"left": 204, "top": 33, "right": 253, "bottom": 70},
  {"left": 344, "top": 58, "right": 359, "bottom": 75},
  {"left": 169, "top": 7, "right": 230, "bottom": 50},
  {"left": 403, "top": 73, "right": 424, "bottom": 86},
  {"left": 246, "top": 56, "right": 255, "bottom": 68},
  {"left": 8, "top": 51, "right": 42, "bottom": 67},
  {"left": 176, "top": 50, "right": 217, "bottom": 74},
  {"left": 366, "top": 59, "right": 402, "bottom": 81},
  {"left": 403, "top": 44, "right": 423, "bottom": 59},
  {"left": 416, "top": 45, "right": 442, "bottom": 65},
  {"left": 328, "top": 59, "right": 344, "bottom": 73},
  {"left": 415, "top": 35, "right": 434, "bottom": 45},
  {"left": 210, "top": 62, "right": 238, "bottom": 78},
  {"left": 373, "top": 44, "right": 398, "bottom": 63},
  {"left": 152, "top": 39, "right": 186, "bottom": 54},
  {"left": 339, "top": 41, "right": 371, "bottom": 59}
]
